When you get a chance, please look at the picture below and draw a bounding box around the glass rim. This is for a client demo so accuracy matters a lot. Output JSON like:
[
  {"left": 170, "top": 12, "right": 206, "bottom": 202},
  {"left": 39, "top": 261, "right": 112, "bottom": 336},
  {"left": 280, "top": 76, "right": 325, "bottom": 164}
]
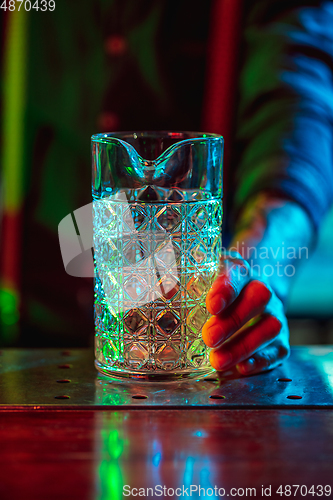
[{"left": 91, "top": 130, "right": 223, "bottom": 144}]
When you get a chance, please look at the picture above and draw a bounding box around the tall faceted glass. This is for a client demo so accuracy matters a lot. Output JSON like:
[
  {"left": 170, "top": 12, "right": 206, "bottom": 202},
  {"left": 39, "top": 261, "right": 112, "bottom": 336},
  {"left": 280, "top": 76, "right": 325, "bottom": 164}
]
[{"left": 92, "top": 131, "right": 223, "bottom": 380}]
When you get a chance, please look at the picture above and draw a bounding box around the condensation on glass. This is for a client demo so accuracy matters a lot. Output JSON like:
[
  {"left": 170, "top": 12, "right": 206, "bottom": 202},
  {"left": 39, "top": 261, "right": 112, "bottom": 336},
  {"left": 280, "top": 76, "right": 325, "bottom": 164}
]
[{"left": 92, "top": 131, "right": 223, "bottom": 380}]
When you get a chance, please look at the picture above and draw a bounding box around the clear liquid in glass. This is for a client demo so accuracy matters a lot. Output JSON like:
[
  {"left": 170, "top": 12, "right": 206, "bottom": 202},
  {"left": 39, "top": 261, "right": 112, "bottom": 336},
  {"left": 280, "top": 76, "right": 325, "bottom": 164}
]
[{"left": 93, "top": 188, "right": 222, "bottom": 380}]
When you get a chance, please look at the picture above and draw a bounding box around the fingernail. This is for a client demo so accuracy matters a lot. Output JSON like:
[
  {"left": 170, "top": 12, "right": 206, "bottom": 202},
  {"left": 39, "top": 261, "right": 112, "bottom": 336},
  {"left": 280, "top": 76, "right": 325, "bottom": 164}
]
[
  {"left": 205, "top": 325, "right": 225, "bottom": 348},
  {"left": 207, "top": 294, "right": 226, "bottom": 315},
  {"left": 237, "top": 357, "right": 256, "bottom": 375},
  {"left": 211, "top": 350, "right": 233, "bottom": 371}
]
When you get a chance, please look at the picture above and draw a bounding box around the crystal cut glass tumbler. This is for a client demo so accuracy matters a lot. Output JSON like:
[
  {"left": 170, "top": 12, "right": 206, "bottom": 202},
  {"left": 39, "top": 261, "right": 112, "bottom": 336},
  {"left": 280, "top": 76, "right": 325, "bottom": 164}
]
[{"left": 92, "top": 131, "right": 223, "bottom": 380}]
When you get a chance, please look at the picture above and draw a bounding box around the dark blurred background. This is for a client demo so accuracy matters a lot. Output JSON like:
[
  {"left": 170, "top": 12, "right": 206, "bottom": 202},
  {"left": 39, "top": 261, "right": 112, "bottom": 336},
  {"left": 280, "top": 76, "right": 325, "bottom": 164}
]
[{"left": 1, "top": 0, "right": 332, "bottom": 348}]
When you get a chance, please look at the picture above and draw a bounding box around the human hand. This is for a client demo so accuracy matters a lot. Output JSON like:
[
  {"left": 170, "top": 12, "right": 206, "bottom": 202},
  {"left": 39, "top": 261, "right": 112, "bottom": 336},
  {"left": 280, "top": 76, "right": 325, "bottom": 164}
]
[{"left": 202, "top": 252, "right": 290, "bottom": 375}]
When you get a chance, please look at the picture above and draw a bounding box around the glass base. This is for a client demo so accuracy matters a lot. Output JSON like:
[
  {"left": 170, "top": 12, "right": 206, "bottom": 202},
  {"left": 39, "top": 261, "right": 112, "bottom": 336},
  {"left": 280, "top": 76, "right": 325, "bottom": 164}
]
[{"left": 95, "top": 360, "right": 215, "bottom": 382}]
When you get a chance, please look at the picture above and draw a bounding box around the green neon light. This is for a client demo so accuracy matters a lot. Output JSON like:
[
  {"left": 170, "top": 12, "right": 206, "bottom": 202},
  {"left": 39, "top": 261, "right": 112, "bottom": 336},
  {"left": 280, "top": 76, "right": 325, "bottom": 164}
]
[
  {"left": 0, "top": 288, "right": 19, "bottom": 342},
  {"left": 0, "top": 288, "right": 19, "bottom": 326},
  {"left": 2, "top": 11, "right": 28, "bottom": 210}
]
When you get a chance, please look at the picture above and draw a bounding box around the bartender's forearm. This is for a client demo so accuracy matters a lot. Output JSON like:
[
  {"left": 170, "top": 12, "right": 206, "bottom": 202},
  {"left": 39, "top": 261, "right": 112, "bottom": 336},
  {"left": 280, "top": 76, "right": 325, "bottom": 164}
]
[{"left": 229, "top": 192, "right": 315, "bottom": 306}]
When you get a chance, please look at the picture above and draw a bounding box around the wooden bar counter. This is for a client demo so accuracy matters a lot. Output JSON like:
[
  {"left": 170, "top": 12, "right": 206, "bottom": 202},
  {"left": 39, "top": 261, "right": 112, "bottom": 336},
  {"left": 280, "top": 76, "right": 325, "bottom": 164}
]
[{"left": 0, "top": 347, "right": 332, "bottom": 499}]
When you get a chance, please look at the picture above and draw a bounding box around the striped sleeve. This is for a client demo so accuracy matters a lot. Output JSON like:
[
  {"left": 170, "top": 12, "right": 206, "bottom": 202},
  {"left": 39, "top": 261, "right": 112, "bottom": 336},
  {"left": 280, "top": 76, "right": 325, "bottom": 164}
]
[{"left": 235, "top": 1, "right": 333, "bottom": 230}]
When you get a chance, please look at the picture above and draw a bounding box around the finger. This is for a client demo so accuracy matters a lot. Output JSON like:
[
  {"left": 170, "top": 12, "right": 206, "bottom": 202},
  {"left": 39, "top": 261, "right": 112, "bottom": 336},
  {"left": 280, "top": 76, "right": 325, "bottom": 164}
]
[
  {"left": 236, "top": 340, "right": 290, "bottom": 375},
  {"left": 202, "top": 280, "right": 271, "bottom": 348},
  {"left": 206, "top": 256, "right": 251, "bottom": 315},
  {"left": 209, "top": 313, "right": 282, "bottom": 371}
]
